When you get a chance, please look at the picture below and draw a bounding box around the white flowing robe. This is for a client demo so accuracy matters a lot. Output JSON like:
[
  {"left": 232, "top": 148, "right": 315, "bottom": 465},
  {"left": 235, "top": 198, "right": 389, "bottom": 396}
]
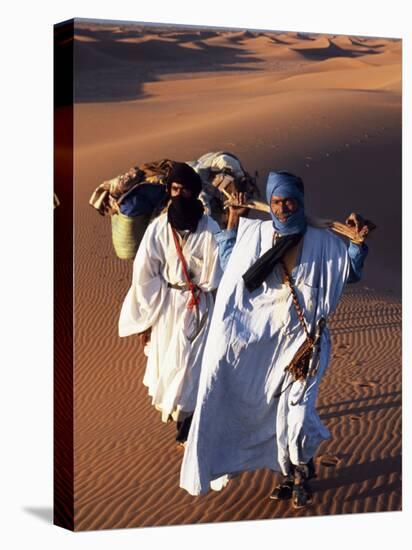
[
  {"left": 180, "top": 218, "right": 351, "bottom": 495},
  {"left": 119, "top": 213, "right": 223, "bottom": 421}
]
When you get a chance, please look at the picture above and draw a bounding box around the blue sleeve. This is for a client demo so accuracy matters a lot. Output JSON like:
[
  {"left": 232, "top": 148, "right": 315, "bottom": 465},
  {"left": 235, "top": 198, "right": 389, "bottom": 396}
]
[
  {"left": 214, "top": 228, "right": 238, "bottom": 271},
  {"left": 347, "top": 241, "right": 369, "bottom": 283}
]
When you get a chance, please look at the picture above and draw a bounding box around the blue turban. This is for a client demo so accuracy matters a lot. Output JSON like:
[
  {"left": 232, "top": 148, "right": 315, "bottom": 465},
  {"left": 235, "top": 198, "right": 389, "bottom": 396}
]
[{"left": 266, "top": 171, "right": 306, "bottom": 235}]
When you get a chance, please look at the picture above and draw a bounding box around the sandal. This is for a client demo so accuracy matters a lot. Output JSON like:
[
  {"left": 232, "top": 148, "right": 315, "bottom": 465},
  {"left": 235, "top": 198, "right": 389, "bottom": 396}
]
[
  {"left": 291, "top": 463, "right": 313, "bottom": 509},
  {"left": 269, "top": 478, "right": 294, "bottom": 500},
  {"left": 292, "top": 481, "right": 313, "bottom": 509}
]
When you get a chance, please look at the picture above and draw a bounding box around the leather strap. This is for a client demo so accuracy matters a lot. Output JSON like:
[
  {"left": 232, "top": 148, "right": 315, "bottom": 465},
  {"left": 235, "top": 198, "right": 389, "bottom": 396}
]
[
  {"left": 281, "top": 259, "right": 313, "bottom": 343},
  {"left": 171, "top": 227, "right": 200, "bottom": 311}
]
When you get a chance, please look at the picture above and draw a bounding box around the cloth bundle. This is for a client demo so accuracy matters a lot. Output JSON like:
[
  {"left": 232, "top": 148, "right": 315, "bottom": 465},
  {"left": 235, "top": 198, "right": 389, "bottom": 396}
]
[{"left": 89, "top": 159, "right": 175, "bottom": 217}]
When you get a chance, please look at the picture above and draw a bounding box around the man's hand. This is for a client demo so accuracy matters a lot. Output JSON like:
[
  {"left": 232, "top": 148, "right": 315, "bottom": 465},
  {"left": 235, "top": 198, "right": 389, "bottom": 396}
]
[
  {"left": 345, "top": 212, "right": 371, "bottom": 244},
  {"left": 227, "top": 191, "right": 249, "bottom": 230},
  {"left": 138, "top": 328, "right": 151, "bottom": 347}
]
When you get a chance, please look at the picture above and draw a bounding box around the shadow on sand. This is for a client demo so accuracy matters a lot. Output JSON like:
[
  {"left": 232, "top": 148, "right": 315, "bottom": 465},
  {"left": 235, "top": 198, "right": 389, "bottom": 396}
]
[
  {"left": 73, "top": 26, "right": 263, "bottom": 103},
  {"left": 311, "top": 455, "right": 401, "bottom": 497},
  {"left": 292, "top": 38, "right": 381, "bottom": 60}
]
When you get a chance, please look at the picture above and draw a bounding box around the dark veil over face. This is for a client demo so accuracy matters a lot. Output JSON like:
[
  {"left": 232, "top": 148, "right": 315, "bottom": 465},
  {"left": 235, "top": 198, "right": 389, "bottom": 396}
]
[{"left": 167, "top": 163, "right": 204, "bottom": 232}]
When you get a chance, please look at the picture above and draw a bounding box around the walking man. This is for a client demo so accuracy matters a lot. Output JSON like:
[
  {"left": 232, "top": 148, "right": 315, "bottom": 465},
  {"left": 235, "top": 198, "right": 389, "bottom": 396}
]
[
  {"left": 179, "top": 170, "right": 369, "bottom": 506},
  {"left": 119, "top": 162, "right": 223, "bottom": 445}
]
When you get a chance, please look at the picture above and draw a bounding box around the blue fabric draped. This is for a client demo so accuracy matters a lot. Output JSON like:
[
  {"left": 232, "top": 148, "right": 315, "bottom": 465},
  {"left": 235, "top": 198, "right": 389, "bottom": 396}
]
[{"left": 266, "top": 171, "right": 306, "bottom": 235}]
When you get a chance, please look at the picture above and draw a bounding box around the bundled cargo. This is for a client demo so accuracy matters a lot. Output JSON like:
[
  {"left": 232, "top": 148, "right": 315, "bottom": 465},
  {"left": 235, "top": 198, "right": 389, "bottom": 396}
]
[
  {"left": 89, "top": 152, "right": 261, "bottom": 259},
  {"left": 188, "top": 151, "right": 261, "bottom": 227},
  {"left": 89, "top": 160, "right": 174, "bottom": 259}
]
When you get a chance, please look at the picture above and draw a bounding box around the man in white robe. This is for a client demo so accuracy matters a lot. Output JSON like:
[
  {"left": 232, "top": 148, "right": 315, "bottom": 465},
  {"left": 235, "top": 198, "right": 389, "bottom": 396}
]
[
  {"left": 180, "top": 170, "right": 369, "bottom": 507},
  {"left": 119, "top": 163, "right": 223, "bottom": 445}
]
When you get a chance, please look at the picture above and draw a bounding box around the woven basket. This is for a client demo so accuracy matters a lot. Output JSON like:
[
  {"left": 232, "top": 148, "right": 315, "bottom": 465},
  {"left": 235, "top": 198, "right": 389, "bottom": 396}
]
[{"left": 111, "top": 212, "right": 151, "bottom": 260}]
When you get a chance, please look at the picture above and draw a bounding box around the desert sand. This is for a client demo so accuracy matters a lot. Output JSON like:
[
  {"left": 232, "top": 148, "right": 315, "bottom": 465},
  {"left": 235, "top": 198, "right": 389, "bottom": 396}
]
[{"left": 65, "top": 21, "right": 401, "bottom": 530}]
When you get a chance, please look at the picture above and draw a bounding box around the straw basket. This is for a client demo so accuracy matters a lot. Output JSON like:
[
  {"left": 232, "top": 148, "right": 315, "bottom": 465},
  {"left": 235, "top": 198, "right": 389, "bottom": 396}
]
[{"left": 111, "top": 212, "right": 151, "bottom": 260}]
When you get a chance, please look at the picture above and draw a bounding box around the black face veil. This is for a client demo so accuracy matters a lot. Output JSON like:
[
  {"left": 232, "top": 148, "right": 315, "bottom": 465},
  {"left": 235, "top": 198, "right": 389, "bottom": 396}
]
[{"left": 167, "top": 163, "right": 204, "bottom": 232}]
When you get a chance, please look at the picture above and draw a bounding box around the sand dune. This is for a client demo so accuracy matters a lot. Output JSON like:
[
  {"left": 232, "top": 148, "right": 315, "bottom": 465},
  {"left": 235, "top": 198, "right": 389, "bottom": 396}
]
[
  {"left": 331, "top": 34, "right": 383, "bottom": 52},
  {"left": 62, "top": 22, "right": 402, "bottom": 530},
  {"left": 116, "top": 35, "right": 176, "bottom": 44},
  {"left": 291, "top": 35, "right": 331, "bottom": 50},
  {"left": 361, "top": 46, "right": 402, "bottom": 67},
  {"left": 291, "top": 37, "right": 377, "bottom": 60},
  {"left": 274, "top": 32, "right": 306, "bottom": 44},
  {"left": 266, "top": 61, "right": 401, "bottom": 92},
  {"left": 163, "top": 30, "right": 220, "bottom": 41},
  {"left": 73, "top": 25, "right": 400, "bottom": 102},
  {"left": 353, "top": 36, "right": 397, "bottom": 48}
]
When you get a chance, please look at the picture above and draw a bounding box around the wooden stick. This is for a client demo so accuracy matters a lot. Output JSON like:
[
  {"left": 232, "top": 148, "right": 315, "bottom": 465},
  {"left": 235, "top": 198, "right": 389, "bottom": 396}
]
[{"left": 224, "top": 199, "right": 376, "bottom": 242}]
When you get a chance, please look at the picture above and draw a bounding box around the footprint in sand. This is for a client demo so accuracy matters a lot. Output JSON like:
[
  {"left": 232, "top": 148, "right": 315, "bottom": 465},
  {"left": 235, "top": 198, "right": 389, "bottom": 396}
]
[
  {"left": 319, "top": 454, "right": 341, "bottom": 468},
  {"left": 350, "top": 380, "right": 378, "bottom": 390}
]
